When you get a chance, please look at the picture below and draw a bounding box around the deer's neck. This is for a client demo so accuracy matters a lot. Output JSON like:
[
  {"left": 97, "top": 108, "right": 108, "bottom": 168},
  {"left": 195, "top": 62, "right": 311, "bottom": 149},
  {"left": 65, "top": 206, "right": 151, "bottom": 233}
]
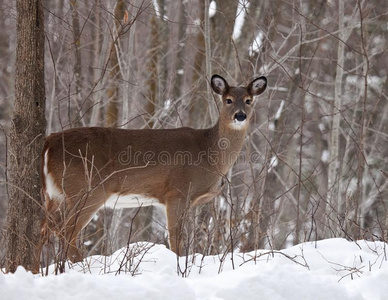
[{"left": 210, "top": 120, "right": 248, "bottom": 174}]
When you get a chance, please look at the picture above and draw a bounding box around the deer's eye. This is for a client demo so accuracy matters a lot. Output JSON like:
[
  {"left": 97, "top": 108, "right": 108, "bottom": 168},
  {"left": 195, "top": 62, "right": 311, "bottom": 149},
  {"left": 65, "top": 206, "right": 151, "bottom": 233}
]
[
  {"left": 226, "top": 99, "right": 233, "bottom": 104},
  {"left": 246, "top": 99, "right": 252, "bottom": 105}
]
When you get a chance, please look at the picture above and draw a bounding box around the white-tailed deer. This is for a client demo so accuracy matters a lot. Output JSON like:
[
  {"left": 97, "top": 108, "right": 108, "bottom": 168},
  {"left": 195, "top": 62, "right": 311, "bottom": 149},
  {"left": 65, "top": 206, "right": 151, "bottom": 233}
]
[{"left": 41, "top": 74, "right": 267, "bottom": 262}]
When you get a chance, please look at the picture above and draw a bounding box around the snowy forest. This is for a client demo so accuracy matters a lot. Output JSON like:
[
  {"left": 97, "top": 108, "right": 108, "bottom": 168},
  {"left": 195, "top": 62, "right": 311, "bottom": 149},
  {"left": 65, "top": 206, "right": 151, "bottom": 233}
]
[{"left": 0, "top": 0, "right": 387, "bottom": 271}]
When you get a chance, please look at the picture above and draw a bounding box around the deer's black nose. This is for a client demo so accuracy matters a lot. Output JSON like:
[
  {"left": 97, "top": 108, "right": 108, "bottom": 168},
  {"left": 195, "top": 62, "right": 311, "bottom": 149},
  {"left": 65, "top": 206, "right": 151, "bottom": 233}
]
[{"left": 234, "top": 112, "right": 247, "bottom": 122}]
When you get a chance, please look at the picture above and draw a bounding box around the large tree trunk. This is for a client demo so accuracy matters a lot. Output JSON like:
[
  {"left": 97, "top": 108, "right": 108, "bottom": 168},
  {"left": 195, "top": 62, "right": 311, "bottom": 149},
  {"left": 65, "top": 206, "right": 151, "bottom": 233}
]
[{"left": 6, "top": 0, "right": 46, "bottom": 273}]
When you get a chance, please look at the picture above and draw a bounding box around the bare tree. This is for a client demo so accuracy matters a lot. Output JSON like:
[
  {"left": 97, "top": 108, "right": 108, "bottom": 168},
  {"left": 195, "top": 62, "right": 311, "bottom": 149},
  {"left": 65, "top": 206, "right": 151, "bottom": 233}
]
[{"left": 6, "top": 0, "right": 46, "bottom": 273}]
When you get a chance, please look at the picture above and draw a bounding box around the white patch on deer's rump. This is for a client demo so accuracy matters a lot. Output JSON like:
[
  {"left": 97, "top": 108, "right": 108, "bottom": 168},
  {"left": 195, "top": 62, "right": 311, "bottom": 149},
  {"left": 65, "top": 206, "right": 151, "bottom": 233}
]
[
  {"left": 44, "top": 149, "right": 65, "bottom": 201},
  {"left": 104, "top": 193, "right": 161, "bottom": 210}
]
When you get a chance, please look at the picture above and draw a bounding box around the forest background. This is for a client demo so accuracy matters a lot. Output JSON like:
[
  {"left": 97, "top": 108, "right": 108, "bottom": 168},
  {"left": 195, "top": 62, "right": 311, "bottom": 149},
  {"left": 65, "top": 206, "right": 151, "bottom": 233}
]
[{"left": 0, "top": 0, "right": 387, "bottom": 266}]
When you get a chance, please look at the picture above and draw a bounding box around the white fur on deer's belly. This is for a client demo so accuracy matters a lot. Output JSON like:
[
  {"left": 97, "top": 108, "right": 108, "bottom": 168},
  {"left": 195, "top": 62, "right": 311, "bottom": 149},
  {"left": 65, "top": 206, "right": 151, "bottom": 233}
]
[{"left": 104, "top": 193, "right": 161, "bottom": 210}]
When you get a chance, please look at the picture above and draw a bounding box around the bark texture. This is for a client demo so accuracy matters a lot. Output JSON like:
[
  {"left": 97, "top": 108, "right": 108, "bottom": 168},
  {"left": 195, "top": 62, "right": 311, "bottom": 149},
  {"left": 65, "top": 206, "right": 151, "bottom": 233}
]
[{"left": 6, "top": 0, "right": 46, "bottom": 273}]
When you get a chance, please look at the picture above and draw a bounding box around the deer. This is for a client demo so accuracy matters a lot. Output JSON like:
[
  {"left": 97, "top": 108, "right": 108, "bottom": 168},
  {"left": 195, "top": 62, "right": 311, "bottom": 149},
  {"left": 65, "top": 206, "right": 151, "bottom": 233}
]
[{"left": 41, "top": 74, "right": 267, "bottom": 262}]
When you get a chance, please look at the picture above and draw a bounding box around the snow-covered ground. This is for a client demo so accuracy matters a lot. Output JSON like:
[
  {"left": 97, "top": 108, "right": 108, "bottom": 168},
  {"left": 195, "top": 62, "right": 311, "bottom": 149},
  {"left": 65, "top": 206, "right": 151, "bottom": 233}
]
[{"left": 1, "top": 238, "right": 387, "bottom": 300}]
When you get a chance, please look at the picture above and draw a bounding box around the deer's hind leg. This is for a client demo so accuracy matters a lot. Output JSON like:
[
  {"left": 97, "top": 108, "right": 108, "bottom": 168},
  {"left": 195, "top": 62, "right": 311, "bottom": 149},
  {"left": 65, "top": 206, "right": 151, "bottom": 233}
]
[{"left": 59, "top": 193, "right": 105, "bottom": 263}]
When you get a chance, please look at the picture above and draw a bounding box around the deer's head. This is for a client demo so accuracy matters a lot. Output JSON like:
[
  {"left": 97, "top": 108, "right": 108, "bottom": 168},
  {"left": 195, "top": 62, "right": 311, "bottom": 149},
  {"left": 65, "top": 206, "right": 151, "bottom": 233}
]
[{"left": 211, "top": 74, "right": 267, "bottom": 130}]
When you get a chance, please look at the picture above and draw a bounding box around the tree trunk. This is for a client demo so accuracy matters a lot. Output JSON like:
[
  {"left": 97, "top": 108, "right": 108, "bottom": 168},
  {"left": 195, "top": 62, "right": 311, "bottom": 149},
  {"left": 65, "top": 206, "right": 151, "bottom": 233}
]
[
  {"left": 144, "top": 15, "right": 159, "bottom": 128},
  {"left": 326, "top": 0, "right": 344, "bottom": 237},
  {"left": 171, "top": 0, "right": 187, "bottom": 103},
  {"left": 105, "top": 0, "right": 126, "bottom": 127},
  {"left": 189, "top": 0, "right": 207, "bottom": 128},
  {"left": 70, "top": 0, "right": 85, "bottom": 127},
  {"left": 6, "top": 0, "right": 46, "bottom": 273}
]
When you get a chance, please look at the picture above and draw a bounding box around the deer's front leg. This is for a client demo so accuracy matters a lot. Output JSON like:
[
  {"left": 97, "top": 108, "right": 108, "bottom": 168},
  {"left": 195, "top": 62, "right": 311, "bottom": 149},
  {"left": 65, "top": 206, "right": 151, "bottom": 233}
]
[{"left": 165, "top": 199, "right": 190, "bottom": 256}]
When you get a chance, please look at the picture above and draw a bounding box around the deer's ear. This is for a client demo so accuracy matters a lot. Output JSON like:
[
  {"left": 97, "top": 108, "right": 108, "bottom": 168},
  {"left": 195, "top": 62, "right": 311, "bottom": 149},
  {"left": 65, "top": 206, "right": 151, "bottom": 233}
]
[
  {"left": 248, "top": 76, "right": 267, "bottom": 95},
  {"left": 211, "top": 75, "right": 229, "bottom": 95}
]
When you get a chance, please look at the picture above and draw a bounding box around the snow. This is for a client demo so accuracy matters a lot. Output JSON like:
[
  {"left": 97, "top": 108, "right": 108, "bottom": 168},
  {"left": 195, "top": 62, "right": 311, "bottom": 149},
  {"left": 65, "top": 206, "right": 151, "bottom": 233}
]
[
  {"left": 152, "top": 0, "right": 161, "bottom": 18},
  {"left": 232, "top": 1, "right": 249, "bottom": 40},
  {"left": 268, "top": 155, "right": 279, "bottom": 172},
  {"left": 275, "top": 100, "right": 285, "bottom": 120},
  {"left": 249, "top": 32, "right": 264, "bottom": 56},
  {"left": 321, "top": 149, "right": 330, "bottom": 163},
  {"left": 209, "top": 1, "right": 216, "bottom": 18},
  {"left": 1, "top": 239, "right": 388, "bottom": 300}
]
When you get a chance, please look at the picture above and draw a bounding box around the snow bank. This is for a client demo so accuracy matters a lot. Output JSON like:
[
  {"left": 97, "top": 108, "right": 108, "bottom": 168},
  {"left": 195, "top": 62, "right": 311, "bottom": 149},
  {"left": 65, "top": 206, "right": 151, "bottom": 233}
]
[{"left": 1, "top": 239, "right": 387, "bottom": 300}]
